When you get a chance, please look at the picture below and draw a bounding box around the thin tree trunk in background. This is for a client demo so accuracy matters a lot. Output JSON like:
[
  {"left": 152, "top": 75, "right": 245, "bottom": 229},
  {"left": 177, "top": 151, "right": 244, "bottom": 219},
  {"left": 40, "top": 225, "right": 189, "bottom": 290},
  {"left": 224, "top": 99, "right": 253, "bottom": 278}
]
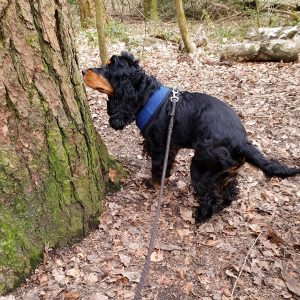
[
  {"left": 85, "top": 0, "right": 95, "bottom": 18},
  {"left": 85, "top": 0, "right": 92, "bottom": 18},
  {"left": 255, "top": 0, "right": 261, "bottom": 27},
  {"left": 0, "top": 0, "right": 122, "bottom": 294},
  {"left": 79, "top": 0, "right": 89, "bottom": 28},
  {"left": 121, "top": 0, "right": 125, "bottom": 22},
  {"left": 174, "top": 0, "right": 195, "bottom": 53},
  {"left": 95, "top": 0, "right": 108, "bottom": 64},
  {"left": 111, "top": 0, "right": 117, "bottom": 13},
  {"left": 144, "top": 0, "right": 158, "bottom": 20}
]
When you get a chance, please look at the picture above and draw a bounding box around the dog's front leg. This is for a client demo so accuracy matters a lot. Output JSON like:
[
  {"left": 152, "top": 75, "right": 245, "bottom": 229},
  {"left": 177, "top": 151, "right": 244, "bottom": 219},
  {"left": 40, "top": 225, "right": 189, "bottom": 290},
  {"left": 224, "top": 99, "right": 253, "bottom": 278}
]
[{"left": 146, "top": 148, "right": 178, "bottom": 189}]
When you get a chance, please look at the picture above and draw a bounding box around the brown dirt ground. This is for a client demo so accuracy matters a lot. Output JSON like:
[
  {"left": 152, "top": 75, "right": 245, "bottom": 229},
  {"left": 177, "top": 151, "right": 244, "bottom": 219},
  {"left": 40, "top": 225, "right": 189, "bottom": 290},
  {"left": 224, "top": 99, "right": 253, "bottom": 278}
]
[{"left": 9, "top": 21, "right": 300, "bottom": 300}]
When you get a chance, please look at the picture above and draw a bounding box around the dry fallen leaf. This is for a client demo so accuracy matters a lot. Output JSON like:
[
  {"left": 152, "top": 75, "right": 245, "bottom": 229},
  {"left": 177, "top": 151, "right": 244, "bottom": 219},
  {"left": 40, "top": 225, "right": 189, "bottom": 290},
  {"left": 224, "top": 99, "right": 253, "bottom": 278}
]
[
  {"left": 52, "top": 268, "right": 68, "bottom": 284},
  {"left": 253, "top": 273, "right": 263, "bottom": 286},
  {"left": 157, "top": 243, "right": 182, "bottom": 251},
  {"left": 177, "top": 180, "right": 188, "bottom": 193},
  {"left": 267, "top": 228, "right": 285, "bottom": 245},
  {"left": 282, "top": 264, "right": 300, "bottom": 296},
  {"left": 0, "top": 296, "right": 16, "bottom": 300},
  {"left": 85, "top": 272, "right": 98, "bottom": 284},
  {"left": 179, "top": 207, "right": 194, "bottom": 223},
  {"left": 119, "top": 253, "right": 131, "bottom": 267},
  {"left": 183, "top": 281, "right": 194, "bottom": 295},
  {"left": 225, "top": 269, "right": 237, "bottom": 279},
  {"left": 38, "top": 274, "right": 48, "bottom": 285},
  {"left": 202, "top": 239, "right": 218, "bottom": 247},
  {"left": 89, "top": 293, "right": 109, "bottom": 300},
  {"left": 249, "top": 224, "right": 261, "bottom": 233},
  {"left": 108, "top": 168, "right": 117, "bottom": 182},
  {"left": 176, "top": 268, "right": 186, "bottom": 279},
  {"left": 122, "top": 270, "right": 141, "bottom": 283},
  {"left": 150, "top": 250, "right": 164, "bottom": 262},
  {"left": 156, "top": 275, "right": 172, "bottom": 285},
  {"left": 177, "top": 228, "right": 192, "bottom": 238},
  {"left": 65, "top": 268, "right": 81, "bottom": 279},
  {"left": 223, "top": 228, "right": 236, "bottom": 236},
  {"left": 63, "top": 291, "right": 80, "bottom": 300}
]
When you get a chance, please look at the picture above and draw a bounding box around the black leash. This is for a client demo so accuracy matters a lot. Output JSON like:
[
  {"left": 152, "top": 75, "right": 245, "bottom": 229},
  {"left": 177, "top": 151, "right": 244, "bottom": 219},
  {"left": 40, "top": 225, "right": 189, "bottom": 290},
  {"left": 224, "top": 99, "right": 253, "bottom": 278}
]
[{"left": 134, "top": 88, "right": 179, "bottom": 300}]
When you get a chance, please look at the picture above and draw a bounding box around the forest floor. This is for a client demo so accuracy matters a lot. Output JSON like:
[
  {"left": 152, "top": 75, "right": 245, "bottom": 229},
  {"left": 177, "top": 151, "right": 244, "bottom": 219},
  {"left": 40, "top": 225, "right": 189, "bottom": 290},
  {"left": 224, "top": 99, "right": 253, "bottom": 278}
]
[{"left": 9, "top": 21, "right": 300, "bottom": 300}]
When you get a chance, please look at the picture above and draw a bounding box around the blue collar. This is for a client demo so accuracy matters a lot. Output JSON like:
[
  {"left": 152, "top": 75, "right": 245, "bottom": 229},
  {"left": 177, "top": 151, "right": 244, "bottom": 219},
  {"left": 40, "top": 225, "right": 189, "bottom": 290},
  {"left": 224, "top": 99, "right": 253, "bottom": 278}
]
[{"left": 136, "top": 86, "right": 171, "bottom": 131}]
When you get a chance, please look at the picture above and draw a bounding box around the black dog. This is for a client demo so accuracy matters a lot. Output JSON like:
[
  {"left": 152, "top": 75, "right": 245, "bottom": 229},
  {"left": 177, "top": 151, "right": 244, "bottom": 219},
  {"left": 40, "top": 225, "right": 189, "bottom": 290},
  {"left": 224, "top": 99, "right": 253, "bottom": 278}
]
[{"left": 82, "top": 52, "right": 300, "bottom": 222}]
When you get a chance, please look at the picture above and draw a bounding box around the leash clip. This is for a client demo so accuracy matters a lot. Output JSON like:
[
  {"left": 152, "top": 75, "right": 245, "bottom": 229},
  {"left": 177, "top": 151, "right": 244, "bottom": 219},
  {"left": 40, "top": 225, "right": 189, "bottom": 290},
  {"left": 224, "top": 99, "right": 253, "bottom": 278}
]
[{"left": 170, "top": 88, "right": 179, "bottom": 103}]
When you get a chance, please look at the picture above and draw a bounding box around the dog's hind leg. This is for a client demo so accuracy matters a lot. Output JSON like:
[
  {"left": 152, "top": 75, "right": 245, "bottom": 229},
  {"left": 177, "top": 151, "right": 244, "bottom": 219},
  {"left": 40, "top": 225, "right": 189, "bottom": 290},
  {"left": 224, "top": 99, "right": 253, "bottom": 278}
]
[
  {"left": 190, "top": 149, "right": 242, "bottom": 222},
  {"left": 190, "top": 156, "right": 224, "bottom": 222},
  {"left": 219, "top": 176, "right": 239, "bottom": 209}
]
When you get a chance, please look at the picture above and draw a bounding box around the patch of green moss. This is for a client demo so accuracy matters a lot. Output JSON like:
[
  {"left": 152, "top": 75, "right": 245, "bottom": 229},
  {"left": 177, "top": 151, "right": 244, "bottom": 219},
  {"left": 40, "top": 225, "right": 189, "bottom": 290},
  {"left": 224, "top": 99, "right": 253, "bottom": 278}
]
[
  {"left": 0, "top": 202, "right": 41, "bottom": 283},
  {"left": 46, "top": 125, "right": 73, "bottom": 205},
  {"left": 24, "top": 34, "right": 39, "bottom": 49}
]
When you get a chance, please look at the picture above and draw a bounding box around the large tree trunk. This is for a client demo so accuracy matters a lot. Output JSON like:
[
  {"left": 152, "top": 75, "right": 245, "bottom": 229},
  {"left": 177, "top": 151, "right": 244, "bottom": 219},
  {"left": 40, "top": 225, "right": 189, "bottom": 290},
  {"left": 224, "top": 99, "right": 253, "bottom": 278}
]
[{"left": 0, "top": 0, "right": 123, "bottom": 294}]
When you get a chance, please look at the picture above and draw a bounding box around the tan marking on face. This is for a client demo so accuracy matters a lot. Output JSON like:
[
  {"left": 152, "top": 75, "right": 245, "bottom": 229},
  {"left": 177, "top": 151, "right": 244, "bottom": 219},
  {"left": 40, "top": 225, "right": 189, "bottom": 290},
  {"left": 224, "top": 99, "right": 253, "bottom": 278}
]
[{"left": 83, "top": 70, "right": 113, "bottom": 95}]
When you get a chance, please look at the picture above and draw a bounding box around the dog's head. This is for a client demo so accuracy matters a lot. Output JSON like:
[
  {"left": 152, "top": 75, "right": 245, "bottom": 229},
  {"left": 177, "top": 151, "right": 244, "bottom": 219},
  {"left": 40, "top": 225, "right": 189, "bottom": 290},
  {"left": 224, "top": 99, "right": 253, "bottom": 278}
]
[{"left": 82, "top": 52, "right": 160, "bottom": 130}]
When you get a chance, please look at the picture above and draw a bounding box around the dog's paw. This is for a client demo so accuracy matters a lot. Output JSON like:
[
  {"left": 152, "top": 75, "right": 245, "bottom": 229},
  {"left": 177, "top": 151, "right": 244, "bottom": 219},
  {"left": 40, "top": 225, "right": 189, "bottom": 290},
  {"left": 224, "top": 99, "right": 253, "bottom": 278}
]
[
  {"left": 194, "top": 206, "right": 213, "bottom": 223},
  {"left": 143, "top": 178, "right": 160, "bottom": 190},
  {"left": 109, "top": 117, "right": 126, "bottom": 130}
]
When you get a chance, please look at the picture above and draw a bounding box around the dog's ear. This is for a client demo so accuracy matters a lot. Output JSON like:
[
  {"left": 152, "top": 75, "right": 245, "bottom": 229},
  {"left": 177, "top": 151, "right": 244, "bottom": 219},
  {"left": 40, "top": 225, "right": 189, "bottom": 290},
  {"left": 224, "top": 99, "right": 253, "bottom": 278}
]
[
  {"left": 107, "top": 77, "right": 138, "bottom": 130},
  {"left": 110, "top": 55, "right": 119, "bottom": 65},
  {"left": 120, "top": 52, "right": 139, "bottom": 67},
  {"left": 105, "top": 52, "right": 143, "bottom": 130}
]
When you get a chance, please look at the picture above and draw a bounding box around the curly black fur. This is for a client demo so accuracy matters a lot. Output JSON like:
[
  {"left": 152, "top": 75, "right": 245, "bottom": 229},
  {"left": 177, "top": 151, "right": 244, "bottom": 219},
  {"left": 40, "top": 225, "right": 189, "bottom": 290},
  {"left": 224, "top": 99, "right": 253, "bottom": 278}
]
[{"left": 83, "top": 52, "right": 300, "bottom": 223}]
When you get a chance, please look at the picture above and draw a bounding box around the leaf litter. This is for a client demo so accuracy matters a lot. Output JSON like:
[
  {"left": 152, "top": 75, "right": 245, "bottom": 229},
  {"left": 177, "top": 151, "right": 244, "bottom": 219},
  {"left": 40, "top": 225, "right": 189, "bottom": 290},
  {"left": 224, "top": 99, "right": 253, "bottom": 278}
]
[{"left": 8, "top": 21, "right": 300, "bottom": 300}]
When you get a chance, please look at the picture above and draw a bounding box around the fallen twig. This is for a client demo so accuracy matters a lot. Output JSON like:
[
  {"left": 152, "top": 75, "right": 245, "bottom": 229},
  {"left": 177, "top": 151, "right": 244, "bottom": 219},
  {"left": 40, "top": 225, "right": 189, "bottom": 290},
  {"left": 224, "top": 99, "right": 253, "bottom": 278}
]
[{"left": 231, "top": 231, "right": 262, "bottom": 298}]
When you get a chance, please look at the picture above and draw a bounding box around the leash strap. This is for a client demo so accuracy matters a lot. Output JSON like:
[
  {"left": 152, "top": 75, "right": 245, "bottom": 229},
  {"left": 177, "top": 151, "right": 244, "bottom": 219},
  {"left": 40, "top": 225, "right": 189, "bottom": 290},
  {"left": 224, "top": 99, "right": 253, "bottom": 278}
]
[{"left": 134, "top": 88, "right": 179, "bottom": 300}]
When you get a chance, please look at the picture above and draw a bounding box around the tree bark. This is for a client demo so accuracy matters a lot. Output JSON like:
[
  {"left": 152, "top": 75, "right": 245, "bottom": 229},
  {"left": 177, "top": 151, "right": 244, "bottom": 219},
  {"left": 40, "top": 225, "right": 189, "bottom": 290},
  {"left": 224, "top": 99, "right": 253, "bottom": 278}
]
[
  {"left": 143, "top": 0, "right": 158, "bottom": 20},
  {"left": 174, "top": 0, "right": 195, "bottom": 53},
  {"left": 95, "top": 0, "right": 108, "bottom": 64},
  {"left": 0, "top": 0, "right": 123, "bottom": 293},
  {"left": 85, "top": 0, "right": 92, "bottom": 18},
  {"left": 79, "top": 0, "right": 89, "bottom": 28},
  {"left": 255, "top": 0, "right": 261, "bottom": 27}
]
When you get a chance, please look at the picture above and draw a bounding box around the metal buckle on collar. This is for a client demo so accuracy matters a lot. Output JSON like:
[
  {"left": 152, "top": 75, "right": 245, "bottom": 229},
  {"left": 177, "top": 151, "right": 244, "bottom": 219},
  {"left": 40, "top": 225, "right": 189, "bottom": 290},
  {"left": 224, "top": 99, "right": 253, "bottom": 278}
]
[{"left": 170, "top": 88, "right": 179, "bottom": 102}]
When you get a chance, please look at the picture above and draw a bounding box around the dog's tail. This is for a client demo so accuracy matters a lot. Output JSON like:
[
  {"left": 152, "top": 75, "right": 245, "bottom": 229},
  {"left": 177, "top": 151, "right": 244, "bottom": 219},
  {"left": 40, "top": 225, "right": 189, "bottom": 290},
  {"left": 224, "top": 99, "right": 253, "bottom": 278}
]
[{"left": 241, "top": 142, "right": 300, "bottom": 178}]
